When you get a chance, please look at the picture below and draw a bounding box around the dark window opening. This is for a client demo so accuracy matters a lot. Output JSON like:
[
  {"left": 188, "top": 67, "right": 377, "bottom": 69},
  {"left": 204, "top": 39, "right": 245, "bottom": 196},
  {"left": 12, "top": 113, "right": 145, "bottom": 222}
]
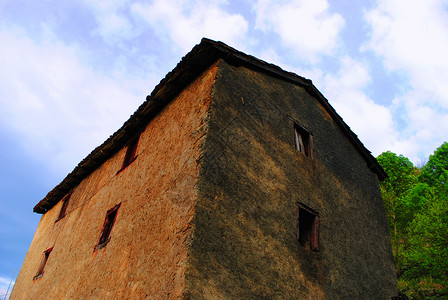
[
  {"left": 55, "top": 192, "right": 71, "bottom": 222},
  {"left": 117, "top": 133, "right": 141, "bottom": 174},
  {"left": 296, "top": 203, "right": 319, "bottom": 251},
  {"left": 294, "top": 123, "right": 314, "bottom": 159},
  {"left": 34, "top": 247, "right": 53, "bottom": 280},
  {"left": 95, "top": 203, "right": 121, "bottom": 251}
]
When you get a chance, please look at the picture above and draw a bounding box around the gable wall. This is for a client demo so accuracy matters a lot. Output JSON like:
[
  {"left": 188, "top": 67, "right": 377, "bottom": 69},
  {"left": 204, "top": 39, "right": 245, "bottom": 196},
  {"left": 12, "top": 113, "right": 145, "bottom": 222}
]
[
  {"left": 188, "top": 60, "right": 396, "bottom": 299},
  {"left": 11, "top": 62, "right": 218, "bottom": 299}
]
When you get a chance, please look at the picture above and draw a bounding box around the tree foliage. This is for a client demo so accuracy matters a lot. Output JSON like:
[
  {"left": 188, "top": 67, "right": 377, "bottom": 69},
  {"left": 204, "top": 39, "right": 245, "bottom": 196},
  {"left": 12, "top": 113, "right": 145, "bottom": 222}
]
[
  {"left": 377, "top": 151, "right": 418, "bottom": 200},
  {"left": 377, "top": 151, "right": 418, "bottom": 270},
  {"left": 419, "top": 142, "right": 448, "bottom": 188},
  {"left": 377, "top": 142, "right": 448, "bottom": 298}
]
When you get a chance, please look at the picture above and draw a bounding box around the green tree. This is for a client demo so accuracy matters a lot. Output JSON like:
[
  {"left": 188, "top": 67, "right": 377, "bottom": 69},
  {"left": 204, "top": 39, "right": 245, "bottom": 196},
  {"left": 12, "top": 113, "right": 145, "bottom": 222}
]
[
  {"left": 377, "top": 144, "right": 448, "bottom": 298},
  {"left": 377, "top": 151, "right": 418, "bottom": 272},
  {"left": 404, "top": 195, "right": 448, "bottom": 281},
  {"left": 404, "top": 142, "right": 448, "bottom": 282},
  {"left": 404, "top": 182, "right": 432, "bottom": 222},
  {"left": 419, "top": 142, "right": 448, "bottom": 189}
]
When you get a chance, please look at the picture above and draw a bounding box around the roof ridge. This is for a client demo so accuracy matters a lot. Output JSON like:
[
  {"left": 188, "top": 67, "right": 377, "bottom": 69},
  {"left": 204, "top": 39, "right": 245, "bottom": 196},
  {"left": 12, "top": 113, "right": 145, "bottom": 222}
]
[{"left": 34, "top": 38, "right": 386, "bottom": 214}]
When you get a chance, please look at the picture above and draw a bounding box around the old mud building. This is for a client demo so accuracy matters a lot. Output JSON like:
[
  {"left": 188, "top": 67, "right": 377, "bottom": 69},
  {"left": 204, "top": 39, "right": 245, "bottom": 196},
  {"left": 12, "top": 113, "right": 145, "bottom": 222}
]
[{"left": 12, "top": 39, "right": 398, "bottom": 299}]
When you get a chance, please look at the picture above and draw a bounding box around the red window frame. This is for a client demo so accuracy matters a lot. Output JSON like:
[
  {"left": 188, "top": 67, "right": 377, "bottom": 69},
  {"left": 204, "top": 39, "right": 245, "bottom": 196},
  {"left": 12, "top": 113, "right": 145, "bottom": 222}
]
[
  {"left": 94, "top": 203, "right": 121, "bottom": 251},
  {"left": 34, "top": 247, "right": 53, "bottom": 280},
  {"left": 117, "top": 133, "right": 141, "bottom": 174},
  {"left": 55, "top": 191, "right": 72, "bottom": 222}
]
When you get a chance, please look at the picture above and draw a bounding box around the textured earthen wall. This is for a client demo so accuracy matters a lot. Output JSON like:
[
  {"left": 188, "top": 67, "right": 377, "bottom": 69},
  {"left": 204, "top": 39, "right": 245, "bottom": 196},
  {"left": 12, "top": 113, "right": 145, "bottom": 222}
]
[
  {"left": 11, "top": 63, "right": 218, "bottom": 299},
  {"left": 187, "top": 59, "right": 396, "bottom": 299},
  {"left": 13, "top": 57, "right": 395, "bottom": 299}
]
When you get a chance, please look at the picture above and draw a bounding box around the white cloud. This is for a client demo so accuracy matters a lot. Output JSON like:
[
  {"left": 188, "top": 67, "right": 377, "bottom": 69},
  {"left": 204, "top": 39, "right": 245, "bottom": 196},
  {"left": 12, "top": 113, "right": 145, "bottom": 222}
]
[
  {"left": 364, "top": 0, "right": 448, "bottom": 161},
  {"left": 94, "top": 12, "right": 136, "bottom": 43},
  {"left": 365, "top": 0, "right": 448, "bottom": 106},
  {"left": 83, "top": 0, "right": 137, "bottom": 44},
  {"left": 318, "top": 57, "right": 398, "bottom": 156},
  {"left": 253, "top": 0, "right": 345, "bottom": 62},
  {"left": 130, "top": 0, "right": 249, "bottom": 53},
  {"left": 0, "top": 276, "right": 14, "bottom": 299},
  {"left": 389, "top": 91, "right": 448, "bottom": 161},
  {"left": 0, "top": 28, "right": 148, "bottom": 174}
]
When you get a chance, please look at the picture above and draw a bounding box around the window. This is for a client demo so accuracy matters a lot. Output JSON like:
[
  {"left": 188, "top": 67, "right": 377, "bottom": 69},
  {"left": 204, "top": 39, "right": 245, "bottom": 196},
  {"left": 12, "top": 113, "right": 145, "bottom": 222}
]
[
  {"left": 55, "top": 191, "right": 71, "bottom": 222},
  {"left": 34, "top": 247, "right": 53, "bottom": 280},
  {"left": 117, "top": 133, "right": 141, "bottom": 174},
  {"left": 296, "top": 203, "right": 319, "bottom": 251},
  {"left": 294, "top": 123, "right": 314, "bottom": 159},
  {"left": 95, "top": 203, "right": 121, "bottom": 251}
]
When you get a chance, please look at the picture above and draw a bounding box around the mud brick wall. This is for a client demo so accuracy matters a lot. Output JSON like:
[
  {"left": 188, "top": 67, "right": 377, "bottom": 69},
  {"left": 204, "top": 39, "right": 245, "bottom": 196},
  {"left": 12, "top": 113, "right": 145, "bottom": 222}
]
[
  {"left": 187, "top": 59, "right": 396, "bottom": 299},
  {"left": 11, "top": 63, "right": 218, "bottom": 300}
]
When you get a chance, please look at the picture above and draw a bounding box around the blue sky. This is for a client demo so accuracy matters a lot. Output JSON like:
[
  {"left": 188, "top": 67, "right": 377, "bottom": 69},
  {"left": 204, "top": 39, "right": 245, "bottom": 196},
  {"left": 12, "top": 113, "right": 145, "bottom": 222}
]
[{"left": 1, "top": 0, "right": 447, "bottom": 296}]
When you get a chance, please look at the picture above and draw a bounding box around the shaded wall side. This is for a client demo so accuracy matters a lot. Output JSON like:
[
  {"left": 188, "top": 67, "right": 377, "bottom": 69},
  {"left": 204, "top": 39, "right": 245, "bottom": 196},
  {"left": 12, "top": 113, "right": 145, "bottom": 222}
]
[
  {"left": 187, "top": 60, "right": 396, "bottom": 299},
  {"left": 11, "top": 63, "right": 218, "bottom": 299}
]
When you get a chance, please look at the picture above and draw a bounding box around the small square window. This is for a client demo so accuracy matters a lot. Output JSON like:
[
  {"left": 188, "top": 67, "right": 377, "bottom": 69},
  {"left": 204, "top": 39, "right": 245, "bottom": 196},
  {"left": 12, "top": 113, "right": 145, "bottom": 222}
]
[
  {"left": 34, "top": 247, "right": 53, "bottom": 280},
  {"left": 117, "top": 133, "right": 141, "bottom": 174},
  {"left": 55, "top": 192, "right": 71, "bottom": 222},
  {"left": 95, "top": 203, "right": 121, "bottom": 251},
  {"left": 296, "top": 203, "right": 319, "bottom": 251},
  {"left": 294, "top": 123, "right": 314, "bottom": 159}
]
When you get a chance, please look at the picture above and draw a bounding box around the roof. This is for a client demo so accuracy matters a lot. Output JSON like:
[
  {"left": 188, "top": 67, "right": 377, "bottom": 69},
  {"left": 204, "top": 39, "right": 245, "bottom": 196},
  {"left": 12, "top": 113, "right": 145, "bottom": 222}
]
[{"left": 34, "top": 38, "right": 387, "bottom": 214}]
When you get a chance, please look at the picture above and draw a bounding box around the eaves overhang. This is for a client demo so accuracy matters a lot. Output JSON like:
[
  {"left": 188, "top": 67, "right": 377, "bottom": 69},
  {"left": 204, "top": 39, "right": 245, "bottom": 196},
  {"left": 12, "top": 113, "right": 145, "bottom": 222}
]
[{"left": 34, "top": 38, "right": 386, "bottom": 214}]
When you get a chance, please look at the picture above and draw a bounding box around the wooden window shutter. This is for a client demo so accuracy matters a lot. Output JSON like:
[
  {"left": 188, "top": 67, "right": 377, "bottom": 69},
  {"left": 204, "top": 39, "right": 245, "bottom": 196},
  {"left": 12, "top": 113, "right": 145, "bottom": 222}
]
[
  {"left": 56, "top": 191, "right": 72, "bottom": 222},
  {"left": 34, "top": 247, "right": 53, "bottom": 280},
  {"left": 295, "top": 129, "right": 304, "bottom": 153},
  {"left": 311, "top": 216, "right": 319, "bottom": 251},
  {"left": 296, "top": 202, "right": 319, "bottom": 252},
  {"left": 95, "top": 203, "right": 121, "bottom": 251},
  {"left": 292, "top": 120, "right": 314, "bottom": 159},
  {"left": 117, "top": 132, "right": 141, "bottom": 174},
  {"left": 308, "top": 135, "right": 315, "bottom": 159}
]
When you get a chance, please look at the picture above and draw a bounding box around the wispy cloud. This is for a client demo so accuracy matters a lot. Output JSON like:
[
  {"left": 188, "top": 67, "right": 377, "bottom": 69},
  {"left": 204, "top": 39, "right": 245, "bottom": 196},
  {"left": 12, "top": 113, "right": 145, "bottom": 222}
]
[
  {"left": 364, "top": 0, "right": 448, "bottom": 160},
  {"left": 253, "top": 0, "right": 345, "bottom": 62},
  {"left": 131, "top": 0, "right": 249, "bottom": 53},
  {"left": 83, "top": 0, "right": 138, "bottom": 44},
  {"left": 1, "top": 0, "right": 446, "bottom": 170},
  {"left": 317, "top": 56, "right": 398, "bottom": 155},
  {"left": 0, "top": 276, "right": 14, "bottom": 299},
  {"left": 0, "top": 27, "right": 148, "bottom": 174}
]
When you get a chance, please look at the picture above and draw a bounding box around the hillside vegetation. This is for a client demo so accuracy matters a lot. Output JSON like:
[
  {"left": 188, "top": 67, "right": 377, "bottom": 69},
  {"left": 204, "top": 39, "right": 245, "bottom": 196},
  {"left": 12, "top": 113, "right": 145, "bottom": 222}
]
[{"left": 377, "top": 142, "right": 448, "bottom": 299}]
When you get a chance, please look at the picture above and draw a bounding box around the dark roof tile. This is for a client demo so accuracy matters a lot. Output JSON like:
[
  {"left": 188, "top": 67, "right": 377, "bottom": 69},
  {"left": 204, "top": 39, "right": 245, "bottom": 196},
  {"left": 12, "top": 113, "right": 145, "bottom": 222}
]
[{"left": 33, "top": 38, "right": 386, "bottom": 214}]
